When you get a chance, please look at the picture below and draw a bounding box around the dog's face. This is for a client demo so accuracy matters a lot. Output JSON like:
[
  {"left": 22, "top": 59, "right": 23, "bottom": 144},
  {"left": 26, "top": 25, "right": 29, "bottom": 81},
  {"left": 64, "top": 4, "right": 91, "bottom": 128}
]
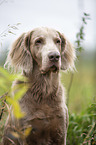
[
  {"left": 29, "top": 28, "right": 62, "bottom": 74},
  {"left": 6, "top": 27, "right": 76, "bottom": 74}
]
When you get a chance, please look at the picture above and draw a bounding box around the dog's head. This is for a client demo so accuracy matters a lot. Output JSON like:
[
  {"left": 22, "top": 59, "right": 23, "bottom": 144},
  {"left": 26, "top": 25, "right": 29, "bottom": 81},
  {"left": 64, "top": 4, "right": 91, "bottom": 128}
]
[{"left": 6, "top": 27, "right": 76, "bottom": 74}]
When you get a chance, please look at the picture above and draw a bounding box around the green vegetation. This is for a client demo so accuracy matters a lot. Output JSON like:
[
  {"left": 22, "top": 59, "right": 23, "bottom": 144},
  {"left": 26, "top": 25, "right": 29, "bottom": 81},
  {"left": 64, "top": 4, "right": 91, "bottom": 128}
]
[
  {"left": 61, "top": 52, "right": 96, "bottom": 144},
  {"left": 0, "top": 52, "right": 95, "bottom": 144},
  {"left": 67, "top": 103, "right": 96, "bottom": 145},
  {"left": 61, "top": 54, "right": 95, "bottom": 113},
  {"left": 0, "top": 12, "right": 95, "bottom": 144}
]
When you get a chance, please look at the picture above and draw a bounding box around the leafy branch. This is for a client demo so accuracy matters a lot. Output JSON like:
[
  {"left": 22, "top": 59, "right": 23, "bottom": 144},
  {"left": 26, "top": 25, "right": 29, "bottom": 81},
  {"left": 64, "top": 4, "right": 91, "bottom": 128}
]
[
  {"left": 0, "top": 67, "right": 28, "bottom": 118},
  {"left": 67, "top": 12, "right": 90, "bottom": 106},
  {"left": 0, "top": 67, "right": 32, "bottom": 141},
  {"left": 75, "top": 12, "right": 90, "bottom": 53}
]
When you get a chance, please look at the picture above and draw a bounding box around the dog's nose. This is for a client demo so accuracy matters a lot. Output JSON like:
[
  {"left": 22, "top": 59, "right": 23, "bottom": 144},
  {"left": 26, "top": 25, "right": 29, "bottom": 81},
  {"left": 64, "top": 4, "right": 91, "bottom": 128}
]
[{"left": 48, "top": 52, "right": 60, "bottom": 62}]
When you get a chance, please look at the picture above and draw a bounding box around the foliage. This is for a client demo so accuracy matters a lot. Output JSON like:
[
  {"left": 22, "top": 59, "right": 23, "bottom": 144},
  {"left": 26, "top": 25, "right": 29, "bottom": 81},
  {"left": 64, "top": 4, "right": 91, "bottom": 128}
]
[
  {"left": 61, "top": 60, "right": 95, "bottom": 114},
  {"left": 0, "top": 67, "right": 28, "bottom": 118},
  {"left": 0, "top": 23, "right": 21, "bottom": 46},
  {"left": 67, "top": 12, "right": 91, "bottom": 106},
  {"left": 66, "top": 12, "right": 96, "bottom": 144},
  {"left": 67, "top": 103, "right": 96, "bottom": 145},
  {"left": 75, "top": 13, "right": 90, "bottom": 54},
  {"left": 0, "top": 67, "right": 32, "bottom": 142},
  {"left": 0, "top": 10, "right": 95, "bottom": 144},
  {"left": 0, "top": 23, "right": 21, "bottom": 38}
]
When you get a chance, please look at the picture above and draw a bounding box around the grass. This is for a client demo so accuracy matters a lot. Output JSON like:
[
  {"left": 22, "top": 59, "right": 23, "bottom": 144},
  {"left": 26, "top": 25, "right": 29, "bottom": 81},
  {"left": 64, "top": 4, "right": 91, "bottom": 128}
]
[
  {"left": 0, "top": 105, "right": 7, "bottom": 142},
  {"left": 61, "top": 53, "right": 95, "bottom": 114},
  {"left": 0, "top": 51, "right": 95, "bottom": 143}
]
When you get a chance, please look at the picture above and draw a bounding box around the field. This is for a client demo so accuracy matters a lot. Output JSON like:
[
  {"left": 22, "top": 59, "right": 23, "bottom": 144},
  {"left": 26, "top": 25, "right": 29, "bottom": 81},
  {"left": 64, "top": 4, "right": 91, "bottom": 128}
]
[
  {"left": 0, "top": 50, "right": 96, "bottom": 144},
  {"left": 61, "top": 52, "right": 95, "bottom": 114}
]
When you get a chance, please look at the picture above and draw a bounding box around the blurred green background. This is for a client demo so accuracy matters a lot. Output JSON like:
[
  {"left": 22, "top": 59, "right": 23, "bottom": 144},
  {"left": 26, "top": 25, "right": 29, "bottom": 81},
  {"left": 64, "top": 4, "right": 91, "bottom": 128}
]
[{"left": 61, "top": 50, "right": 96, "bottom": 114}]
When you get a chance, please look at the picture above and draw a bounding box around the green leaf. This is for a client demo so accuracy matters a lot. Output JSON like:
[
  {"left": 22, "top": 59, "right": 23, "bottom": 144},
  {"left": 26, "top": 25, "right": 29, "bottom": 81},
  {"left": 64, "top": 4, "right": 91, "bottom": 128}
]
[
  {"left": 24, "top": 127, "right": 32, "bottom": 137},
  {"left": 11, "top": 131, "right": 20, "bottom": 139},
  {"left": 76, "top": 33, "right": 80, "bottom": 39},
  {"left": 7, "top": 97, "right": 25, "bottom": 119},
  {"left": 80, "top": 26, "right": 84, "bottom": 34},
  {"left": 12, "top": 84, "right": 28, "bottom": 101},
  {"left": 16, "top": 23, "right": 21, "bottom": 26},
  {"left": 11, "top": 26, "right": 18, "bottom": 30},
  {"left": 75, "top": 40, "right": 81, "bottom": 47},
  {"left": 0, "top": 67, "right": 10, "bottom": 79},
  {"left": 84, "top": 13, "right": 90, "bottom": 17},
  {"left": 80, "top": 35, "right": 84, "bottom": 40},
  {"left": 0, "top": 79, "right": 8, "bottom": 91}
]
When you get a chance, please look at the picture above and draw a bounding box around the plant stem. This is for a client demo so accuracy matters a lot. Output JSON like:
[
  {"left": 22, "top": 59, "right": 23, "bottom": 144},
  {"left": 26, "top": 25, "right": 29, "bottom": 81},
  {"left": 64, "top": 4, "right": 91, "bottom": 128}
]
[{"left": 67, "top": 73, "right": 74, "bottom": 107}]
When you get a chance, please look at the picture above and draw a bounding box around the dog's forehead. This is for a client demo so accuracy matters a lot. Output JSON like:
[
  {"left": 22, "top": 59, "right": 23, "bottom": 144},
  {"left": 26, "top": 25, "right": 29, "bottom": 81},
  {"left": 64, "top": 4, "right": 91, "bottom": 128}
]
[{"left": 32, "top": 27, "right": 59, "bottom": 39}]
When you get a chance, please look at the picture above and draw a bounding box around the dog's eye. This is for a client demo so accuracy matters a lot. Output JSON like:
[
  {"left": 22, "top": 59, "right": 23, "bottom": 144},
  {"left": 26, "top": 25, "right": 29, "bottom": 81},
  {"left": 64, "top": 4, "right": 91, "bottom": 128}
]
[
  {"left": 35, "top": 38, "right": 43, "bottom": 45},
  {"left": 55, "top": 38, "right": 61, "bottom": 44}
]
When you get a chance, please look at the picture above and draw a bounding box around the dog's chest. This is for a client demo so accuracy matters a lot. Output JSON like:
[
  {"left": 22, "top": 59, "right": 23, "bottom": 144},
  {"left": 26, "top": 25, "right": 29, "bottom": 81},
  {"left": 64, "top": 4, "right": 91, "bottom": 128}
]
[
  {"left": 20, "top": 89, "right": 65, "bottom": 144},
  {"left": 19, "top": 79, "right": 65, "bottom": 144},
  {"left": 20, "top": 81, "right": 63, "bottom": 120}
]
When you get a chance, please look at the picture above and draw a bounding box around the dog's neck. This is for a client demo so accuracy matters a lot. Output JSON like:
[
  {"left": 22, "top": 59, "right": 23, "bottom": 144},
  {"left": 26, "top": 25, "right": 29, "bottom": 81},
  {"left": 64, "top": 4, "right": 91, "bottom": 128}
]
[{"left": 23, "top": 60, "right": 60, "bottom": 96}]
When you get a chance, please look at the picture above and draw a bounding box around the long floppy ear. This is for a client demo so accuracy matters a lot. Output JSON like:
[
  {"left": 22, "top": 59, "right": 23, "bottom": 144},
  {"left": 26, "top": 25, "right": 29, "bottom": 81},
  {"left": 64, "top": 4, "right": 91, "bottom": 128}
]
[
  {"left": 59, "top": 33, "right": 76, "bottom": 71},
  {"left": 5, "top": 31, "right": 33, "bottom": 72}
]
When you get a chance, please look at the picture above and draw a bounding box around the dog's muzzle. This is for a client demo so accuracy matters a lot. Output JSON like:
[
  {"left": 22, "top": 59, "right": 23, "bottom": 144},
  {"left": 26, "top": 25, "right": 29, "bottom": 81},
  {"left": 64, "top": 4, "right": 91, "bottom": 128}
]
[
  {"left": 41, "top": 51, "right": 61, "bottom": 74},
  {"left": 48, "top": 52, "right": 60, "bottom": 72}
]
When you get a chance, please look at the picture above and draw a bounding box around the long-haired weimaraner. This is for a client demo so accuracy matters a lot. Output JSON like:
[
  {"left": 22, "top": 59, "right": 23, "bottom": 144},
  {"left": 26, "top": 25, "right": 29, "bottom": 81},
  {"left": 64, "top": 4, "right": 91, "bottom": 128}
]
[{"left": 3, "top": 27, "right": 76, "bottom": 145}]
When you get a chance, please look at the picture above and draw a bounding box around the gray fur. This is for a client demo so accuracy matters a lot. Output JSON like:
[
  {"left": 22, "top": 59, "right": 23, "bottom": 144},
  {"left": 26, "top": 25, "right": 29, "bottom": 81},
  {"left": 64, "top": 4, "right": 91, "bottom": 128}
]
[{"left": 3, "top": 27, "right": 76, "bottom": 145}]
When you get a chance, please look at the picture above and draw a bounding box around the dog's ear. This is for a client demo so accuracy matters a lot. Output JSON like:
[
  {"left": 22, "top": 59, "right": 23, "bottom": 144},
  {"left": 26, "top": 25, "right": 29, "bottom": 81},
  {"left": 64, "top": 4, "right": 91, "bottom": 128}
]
[
  {"left": 59, "top": 33, "right": 76, "bottom": 71},
  {"left": 6, "top": 31, "right": 33, "bottom": 72}
]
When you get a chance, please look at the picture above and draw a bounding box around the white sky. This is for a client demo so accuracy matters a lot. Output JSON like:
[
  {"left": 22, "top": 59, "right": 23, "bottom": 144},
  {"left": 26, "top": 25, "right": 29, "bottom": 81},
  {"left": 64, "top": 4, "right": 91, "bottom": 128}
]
[{"left": 0, "top": 0, "right": 95, "bottom": 50}]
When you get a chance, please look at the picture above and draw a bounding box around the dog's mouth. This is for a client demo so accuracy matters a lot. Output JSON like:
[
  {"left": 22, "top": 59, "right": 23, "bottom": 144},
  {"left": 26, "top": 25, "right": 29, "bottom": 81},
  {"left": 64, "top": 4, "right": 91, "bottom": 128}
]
[
  {"left": 50, "top": 65, "right": 59, "bottom": 72},
  {"left": 41, "top": 64, "right": 59, "bottom": 74}
]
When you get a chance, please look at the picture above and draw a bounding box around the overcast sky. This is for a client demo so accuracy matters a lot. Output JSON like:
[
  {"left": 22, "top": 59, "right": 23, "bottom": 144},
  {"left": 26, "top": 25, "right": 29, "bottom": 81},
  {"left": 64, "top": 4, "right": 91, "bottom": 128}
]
[{"left": 0, "top": 0, "right": 95, "bottom": 51}]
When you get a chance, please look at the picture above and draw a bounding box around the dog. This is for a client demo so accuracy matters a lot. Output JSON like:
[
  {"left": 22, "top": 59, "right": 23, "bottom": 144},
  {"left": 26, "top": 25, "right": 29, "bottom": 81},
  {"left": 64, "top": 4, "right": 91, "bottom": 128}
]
[{"left": 3, "top": 27, "right": 76, "bottom": 145}]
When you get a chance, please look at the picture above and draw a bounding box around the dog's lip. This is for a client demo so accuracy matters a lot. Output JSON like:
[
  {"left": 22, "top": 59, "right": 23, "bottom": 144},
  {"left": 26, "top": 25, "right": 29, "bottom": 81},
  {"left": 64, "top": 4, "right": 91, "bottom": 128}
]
[
  {"left": 50, "top": 65, "right": 58, "bottom": 71},
  {"left": 41, "top": 64, "right": 59, "bottom": 74}
]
